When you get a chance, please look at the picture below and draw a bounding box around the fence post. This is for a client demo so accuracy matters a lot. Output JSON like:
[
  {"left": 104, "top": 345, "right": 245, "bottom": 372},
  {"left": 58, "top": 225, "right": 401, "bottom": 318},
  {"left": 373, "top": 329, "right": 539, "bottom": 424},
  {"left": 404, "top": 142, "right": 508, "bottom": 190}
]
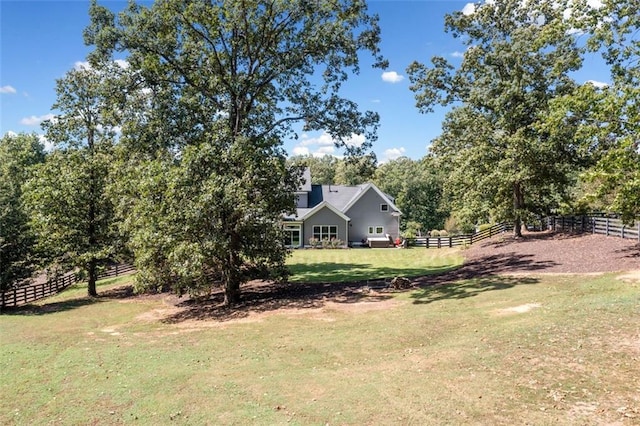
[{"left": 606, "top": 218, "right": 610, "bottom": 236}]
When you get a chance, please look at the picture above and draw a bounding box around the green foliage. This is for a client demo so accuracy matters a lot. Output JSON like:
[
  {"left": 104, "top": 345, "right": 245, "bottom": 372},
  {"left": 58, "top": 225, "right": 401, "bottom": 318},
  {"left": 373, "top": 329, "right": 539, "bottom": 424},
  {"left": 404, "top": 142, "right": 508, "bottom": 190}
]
[
  {"left": 477, "top": 223, "right": 493, "bottom": 232},
  {"left": 288, "top": 155, "right": 338, "bottom": 185},
  {"left": 374, "top": 156, "right": 448, "bottom": 232},
  {"left": 87, "top": 0, "right": 386, "bottom": 305},
  {"left": 571, "top": 1, "right": 640, "bottom": 224},
  {"left": 0, "top": 133, "right": 45, "bottom": 291},
  {"left": 407, "top": 0, "right": 586, "bottom": 236},
  {"left": 402, "top": 220, "right": 422, "bottom": 239},
  {"left": 23, "top": 65, "right": 120, "bottom": 297}
]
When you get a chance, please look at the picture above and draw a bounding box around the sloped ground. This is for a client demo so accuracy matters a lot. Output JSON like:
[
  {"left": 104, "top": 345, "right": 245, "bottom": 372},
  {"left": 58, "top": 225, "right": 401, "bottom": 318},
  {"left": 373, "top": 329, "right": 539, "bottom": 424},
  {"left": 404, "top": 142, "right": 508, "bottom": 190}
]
[{"left": 461, "top": 230, "right": 639, "bottom": 275}]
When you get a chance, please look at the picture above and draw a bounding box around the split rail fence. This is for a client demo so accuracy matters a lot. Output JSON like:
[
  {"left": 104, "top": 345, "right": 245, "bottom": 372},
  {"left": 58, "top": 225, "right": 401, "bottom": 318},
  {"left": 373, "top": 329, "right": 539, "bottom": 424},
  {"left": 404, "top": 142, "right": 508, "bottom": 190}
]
[{"left": 1, "top": 264, "right": 135, "bottom": 310}]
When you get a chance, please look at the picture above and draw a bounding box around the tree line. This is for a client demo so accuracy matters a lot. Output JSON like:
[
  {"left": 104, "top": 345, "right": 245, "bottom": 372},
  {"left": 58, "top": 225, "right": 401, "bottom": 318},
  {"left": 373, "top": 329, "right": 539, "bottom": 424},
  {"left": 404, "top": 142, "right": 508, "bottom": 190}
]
[{"left": 1, "top": 0, "right": 637, "bottom": 305}]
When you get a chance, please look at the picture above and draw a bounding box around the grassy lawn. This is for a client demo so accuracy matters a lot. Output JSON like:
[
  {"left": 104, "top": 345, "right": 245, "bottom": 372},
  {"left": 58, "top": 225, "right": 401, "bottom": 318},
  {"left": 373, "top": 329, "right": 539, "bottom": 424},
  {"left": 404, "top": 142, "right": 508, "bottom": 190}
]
[
  {"left": 1, "top": 267, "right": 639, "bottom": 425},
  {"left": 287, "top": 247, "right": 463, "bottom": 282}
]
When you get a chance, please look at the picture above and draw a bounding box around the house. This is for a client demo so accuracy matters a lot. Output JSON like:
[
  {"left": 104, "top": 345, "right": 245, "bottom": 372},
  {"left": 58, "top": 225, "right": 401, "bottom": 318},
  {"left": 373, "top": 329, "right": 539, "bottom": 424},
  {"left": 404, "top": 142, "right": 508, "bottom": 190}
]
[{"left": 283, "top": 169, "right": 402, "bottom": 248}]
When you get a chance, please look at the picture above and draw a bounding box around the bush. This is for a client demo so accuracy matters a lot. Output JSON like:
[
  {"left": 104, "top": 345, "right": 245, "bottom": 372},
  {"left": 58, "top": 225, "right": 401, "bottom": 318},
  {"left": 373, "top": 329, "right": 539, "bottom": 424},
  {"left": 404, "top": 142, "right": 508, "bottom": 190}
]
[
  {"left": 430, "top": 230, "right": 440, "bottom": 237},
  {"left": 439, "top": 230, "right": 448, "bottom": 237},
  {"left": 477, "top": 223, "right": 493, "bottom": 232},
  {"left": 310, "top": 237, "right": 344, "bottom": 249},
  {"left": 308, "top": 237, "right": 321, "bottom": 248}
]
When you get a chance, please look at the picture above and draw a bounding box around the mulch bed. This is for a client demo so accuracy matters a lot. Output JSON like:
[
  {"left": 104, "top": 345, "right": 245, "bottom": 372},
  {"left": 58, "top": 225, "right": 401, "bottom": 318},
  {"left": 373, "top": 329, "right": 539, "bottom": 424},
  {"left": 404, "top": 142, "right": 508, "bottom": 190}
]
[{"left": 461, "top": 230, "right": 639, "bottom": 274}]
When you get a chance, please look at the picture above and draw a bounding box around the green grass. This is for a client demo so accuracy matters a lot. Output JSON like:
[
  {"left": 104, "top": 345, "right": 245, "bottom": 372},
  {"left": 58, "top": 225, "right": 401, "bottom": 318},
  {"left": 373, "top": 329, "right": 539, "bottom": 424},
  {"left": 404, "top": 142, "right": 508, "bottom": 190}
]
[
  {"left": 286, "top": 247, "right": 463, "bottom": 282},
  {"left": 1, "top": 268, "right": 639, "bottom": 425}
]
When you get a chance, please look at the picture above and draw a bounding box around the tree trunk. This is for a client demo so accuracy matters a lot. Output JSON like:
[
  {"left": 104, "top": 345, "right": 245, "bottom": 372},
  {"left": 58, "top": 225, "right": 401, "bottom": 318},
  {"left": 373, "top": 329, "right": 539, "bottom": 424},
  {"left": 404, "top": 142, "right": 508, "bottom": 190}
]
[
  {"left": 224, "top": 280, "right": 241, "bottom": 306},
  {"left": 88, "top": 258, "right": 98, "bottom": 297},
  {"left": 223, "top": 234, "right": 242, "bottom": 306},
  {"left": 513, "top": 182, "right": 524, "bottom": 238},
  {"left": 87, "top": 126, "right": 98, "bottom": 297}
]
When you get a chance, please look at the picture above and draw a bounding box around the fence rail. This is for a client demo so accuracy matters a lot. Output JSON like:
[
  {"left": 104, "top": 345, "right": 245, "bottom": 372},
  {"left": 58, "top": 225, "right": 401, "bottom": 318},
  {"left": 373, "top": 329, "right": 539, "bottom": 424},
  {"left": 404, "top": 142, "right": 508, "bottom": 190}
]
[
  {"left": 547, "top": 215, "right": 639, "bottom": 241},
  {"left": 1, "top": 264, "right": 136, "bottom": 310},
  {"left": 412, "top": 222, "right": 511, "bottom": 248}
]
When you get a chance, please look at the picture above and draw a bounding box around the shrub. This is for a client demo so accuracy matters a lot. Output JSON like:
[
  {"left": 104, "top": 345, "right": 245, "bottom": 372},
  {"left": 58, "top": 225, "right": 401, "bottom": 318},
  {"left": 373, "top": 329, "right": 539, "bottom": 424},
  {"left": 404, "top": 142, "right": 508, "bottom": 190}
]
[
  {"left": 330, "top": 238, "right": 344, "bottom": 249},
  {"left": 439, "top": 230, "right": 448, "bottom": 237},
  {"left": 308, "top": 237, "right": 321, "bottom": 248},
  {"left": 477, "top": 223, "right": 493, "bottom": 232},
  {"left": 430, "top": 230, "right": 440, "bottom": 237}
]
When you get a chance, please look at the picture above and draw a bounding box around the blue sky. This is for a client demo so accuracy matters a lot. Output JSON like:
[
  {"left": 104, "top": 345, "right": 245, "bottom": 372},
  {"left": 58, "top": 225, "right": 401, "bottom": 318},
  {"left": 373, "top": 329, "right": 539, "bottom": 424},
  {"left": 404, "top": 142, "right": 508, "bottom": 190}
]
[{"left": 1, "top": 0, "right": 611, "bottom": 162}]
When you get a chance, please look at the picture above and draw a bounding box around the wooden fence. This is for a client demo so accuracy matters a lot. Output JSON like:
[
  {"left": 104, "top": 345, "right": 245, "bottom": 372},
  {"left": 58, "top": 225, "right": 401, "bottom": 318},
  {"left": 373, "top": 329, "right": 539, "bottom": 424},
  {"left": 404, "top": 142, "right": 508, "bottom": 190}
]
[
  {"left": 411, "top": 222, "right": 511, "bottom": 248},
  {"left": 0, "top": 263, "right": 136, "bottom": 310},
  {"left": 547, "top": 215, "right": 640, "bottom": 241}
]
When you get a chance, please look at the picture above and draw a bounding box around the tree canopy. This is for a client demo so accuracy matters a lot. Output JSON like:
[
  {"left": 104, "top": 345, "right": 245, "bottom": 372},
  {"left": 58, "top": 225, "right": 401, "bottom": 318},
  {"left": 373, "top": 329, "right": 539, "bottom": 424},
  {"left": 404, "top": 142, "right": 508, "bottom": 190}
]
[
  {"left": 0, "top": 133, "right": 45, "bottom": 293},
  {"left": 407, "top": 0, "right": 590, "bottom": 236},
  {"left": 85, "top": 0, "right": 387, "bottom": 305},
  {"left": 23, "top": 65, "right": 119, "bottom": 297}
]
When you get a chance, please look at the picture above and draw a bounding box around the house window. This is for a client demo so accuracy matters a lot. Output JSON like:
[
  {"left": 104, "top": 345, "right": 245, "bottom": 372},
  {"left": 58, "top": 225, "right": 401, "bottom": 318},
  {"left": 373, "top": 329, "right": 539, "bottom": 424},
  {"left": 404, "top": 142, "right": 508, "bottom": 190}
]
[
  {"left": 380, "top": 204, "right": 389, "bottom": 212},
  {"left": 283, "top": 224, "right": 302, "bottom": 247},
  {"left": 313, "top": 225, "right": 338, "bottom": 240},
  {"left": 368, "top": 226, "right": 384, "bottom": 235}
]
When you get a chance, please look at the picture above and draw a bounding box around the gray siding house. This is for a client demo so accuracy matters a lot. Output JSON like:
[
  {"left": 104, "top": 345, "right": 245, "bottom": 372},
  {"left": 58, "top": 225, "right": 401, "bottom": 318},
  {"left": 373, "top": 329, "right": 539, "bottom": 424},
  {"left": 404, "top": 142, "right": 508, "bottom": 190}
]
[{"left": 284, "top": 169, "right": 402, "bottom": 248}]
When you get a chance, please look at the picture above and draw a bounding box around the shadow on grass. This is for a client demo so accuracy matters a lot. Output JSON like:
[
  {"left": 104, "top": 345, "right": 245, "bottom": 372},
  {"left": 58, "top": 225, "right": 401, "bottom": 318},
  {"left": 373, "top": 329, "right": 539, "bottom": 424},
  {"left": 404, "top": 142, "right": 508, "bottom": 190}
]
[
  {"left": 2, "top": 297, "right": 105, "bottom": 316},
  {"left": 162, "top": 252, "right": 548, "bottom": 323},
  {"left": 1, "top": 281, "right": 135, "bottom": 316},
  {"left": 288, "top": 262, "right": 458, "bottom": 283},
  {"left": 411, "top": 275, "right": 539, "bottom": 305}
]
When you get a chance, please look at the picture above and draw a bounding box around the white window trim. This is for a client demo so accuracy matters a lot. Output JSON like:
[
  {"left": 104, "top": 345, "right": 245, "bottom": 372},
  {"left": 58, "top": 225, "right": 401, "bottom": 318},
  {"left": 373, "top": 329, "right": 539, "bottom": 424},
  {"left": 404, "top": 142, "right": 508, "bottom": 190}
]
[
  {"left": 312, "top": 225, "right": 338, "bottom": 240},
  {"left": 368, "top": 226, "right": 384, "bottom": 235},
  {"left": 380, "top": 203, "right": 389, "bottom": 212}
]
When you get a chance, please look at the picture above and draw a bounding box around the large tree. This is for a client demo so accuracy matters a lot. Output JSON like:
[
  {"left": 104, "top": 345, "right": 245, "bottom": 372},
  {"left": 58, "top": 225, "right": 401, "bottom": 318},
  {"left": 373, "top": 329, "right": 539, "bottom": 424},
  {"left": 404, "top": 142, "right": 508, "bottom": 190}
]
[
  {"left": 23, "top": 65, "right": 119, "bottom": 297},
  {"left": 407, "top": 0, "right": 587, "bottom": 236},
  {"left": 86, "top": 0, "right": 386, "bottom": 305},
  {"left": 0, "top": 133, "right": 45, "bottom": 293},
  {"left": 581, "top": 0, "right": 640, "bottom": 223}
]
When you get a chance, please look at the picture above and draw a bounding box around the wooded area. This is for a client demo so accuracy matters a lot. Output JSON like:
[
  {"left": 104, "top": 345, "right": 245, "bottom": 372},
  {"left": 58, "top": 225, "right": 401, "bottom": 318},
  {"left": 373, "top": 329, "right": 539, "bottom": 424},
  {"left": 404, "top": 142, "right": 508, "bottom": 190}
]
[{"left": 1, "top": 0, "right": 638, "bottom": 306}]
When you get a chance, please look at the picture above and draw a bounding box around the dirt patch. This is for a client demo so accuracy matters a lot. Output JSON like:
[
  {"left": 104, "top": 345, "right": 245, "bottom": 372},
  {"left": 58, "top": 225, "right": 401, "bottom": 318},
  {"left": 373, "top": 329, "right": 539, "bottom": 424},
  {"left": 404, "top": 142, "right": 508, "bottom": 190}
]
[
  {"left": 616, "top": 270, "right": 640, "bottom": 283},
  {"left": 497, "top": 303, "right": 542, "bottom": 315}
]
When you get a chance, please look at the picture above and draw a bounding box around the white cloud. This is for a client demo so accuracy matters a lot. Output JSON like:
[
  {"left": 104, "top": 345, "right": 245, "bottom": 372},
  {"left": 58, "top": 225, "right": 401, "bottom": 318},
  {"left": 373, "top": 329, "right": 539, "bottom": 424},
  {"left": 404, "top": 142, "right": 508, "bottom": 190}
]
[
  {"left": 586, "top": 79, "right": 608, "bottom": 89},
  {"left": 38, "top": 134, "right": 55, "bottom": 152},
  {"left": 345, "top": 133, "right": 366, "bottom": 148},
  {"left": 74, "top": 61, "right": 91, "bottom": 71},
  {"left": 20, "top": 114, "right": 55, "bottom": 126},
  {"left": 381, "top": 71, "right": 405, "bottom": 84},
  {"left": 0, "top": 85, "right": 17, "bottom": 94},
  {"left": 292, "top": 146, "right": 310, "bottom": 156},
  {"left": 451, "top": 51, "right": 465, "bottom": 58},
  {"left": 292, "top": 130, "right": 367, "bottom": 157},
  {"left": 381, "top": 147, "right": 406, "bottom": 163},
  {"left": 462, "top": 3, "right": 476, "bottom": 15},
  {"left": 299, "top": 131, "right": 335, "bottom": 147},
  {"left": 114, "top": 59, "right": 129, "bottom": 69}
]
